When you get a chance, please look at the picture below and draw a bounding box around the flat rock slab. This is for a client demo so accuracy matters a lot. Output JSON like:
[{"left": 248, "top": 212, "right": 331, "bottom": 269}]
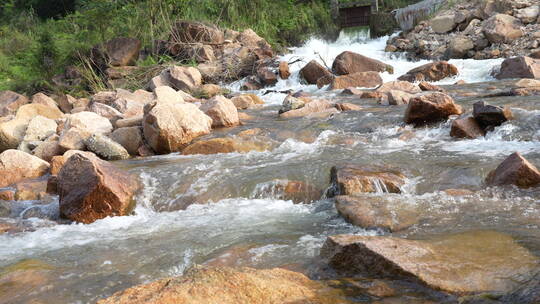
[
  {"left": 328, "top": 164, "right": 406, "bottom": 196},
  {"left": 321, "top": 231, "right": 538, "bottom": 294}
]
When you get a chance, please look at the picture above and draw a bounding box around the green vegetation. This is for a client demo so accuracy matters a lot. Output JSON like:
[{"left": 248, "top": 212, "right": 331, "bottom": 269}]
[{"left": 0, "top": 0, "right": 336, "bottom": 95}]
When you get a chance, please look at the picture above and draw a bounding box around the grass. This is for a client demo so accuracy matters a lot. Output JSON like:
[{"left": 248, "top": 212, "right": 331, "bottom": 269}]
[{"left": 0, "top": 0, "right": 337, "bottom": 95}]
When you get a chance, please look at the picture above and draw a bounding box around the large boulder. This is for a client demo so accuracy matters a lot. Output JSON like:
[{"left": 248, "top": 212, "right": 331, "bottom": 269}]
[
  {"left": 88, "top": 102, "right": 124, "bottom": 122},
  {"left": 65, "top": 112, "right": 113, "bottom": 135},
  {"left": 58, "top": 153, "right": 139, "bottom": 223},
  {"left": 182, "top": 137, "right": 271, "bottom": 155},
  {"left": 329, "top": 72, "right": 383, "bottom": 90},
  {"left": 486, "top": 152, "right": 540, "bottom": 188},
  {"left": 279, "top": 61, "right": 291, "bottom": 79},
  {"left": 154, "top": 66, "right": 203, "bottom": 93},
  {"left": 404, "top": 92, "right": 463, "bottom": 126},
  {"left": 104, "top": 37, "right": 141, "bottom": 66},
  {"left": 97, "top": 266, "right": 337, "bottom": 304},
  {"left": 332, "top": 51, "right": 393, "bottom": 75},
  {"left": 430, "top": 14, "right": 457, "bottom": 34},
  {"left": 482, "top": 14, "right": 524, "bottom": 44},
  {"left": 321, "top": 231, "right": 538, "bottom": 294},
  {"left": 335, "top": 195, "right": 417, "bottom": 232},
  {"left": 143, "top": 101, "right": 212, "bottom": 154},
  {"left": 171, "top": 21, "right": 224, "bottom": 44},
  {"left": 472, "top": 101, "right": 512, "bottom": 129},
  {"left": 31, "top": 93, "right": 59, "bottom": 110},
  {"left": 328, "top": 164, "right": 406, "bottom": 196},
  {"left": 200, "top": 95, "right": 239, "bottom": 128},
  {"left": 0, "top": 150, "right": 50, "bottom": 187},
  {"left": 494, "top": 56, "right": 540, "bottom": 79},
  {"left": 300, "top": 60, "right": 332, "bottom": 84},
  {"left": 15, "top": 103, "right": 63, "bottom": 121},
  {"left": 450, "top": 117, "right": 486, "bottom": 139},
  {"left": 398, "top": 62, "right": 459, "bottom": 82},
  {"left": 85, "top": 134, "right": 130, "bottom": 160},
  {"left": 0, "top": 91, "right": 28, "bottom": 116}
]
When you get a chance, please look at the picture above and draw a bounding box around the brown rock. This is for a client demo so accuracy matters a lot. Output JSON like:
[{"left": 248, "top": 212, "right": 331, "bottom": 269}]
[
  {"left": 330, "top": 72, "right": 383, "bottom": 90},
  {"left": 316, "top": 74, "right": 335, "bottom": 89},
  {"left": 450, "top": 117, "right": 486, "bottom": 139},
  {"left": 200, "top": 95, "right": 239, "bottom": 128},
  {"left": 13, "top": 178, "right": 48, "bottom": 201},
  {"left": 115, "top": 116, "right": 143, "bottom": 128},
  {"left": 320, "top": 231, "right": 538, "bottom": 294},
  {"left": 0, "top": 91, "right": 29, "bottom": 116},
  {"left": 164, "top": 66, "right": 203, "bottom": 93},
  {"left": 300, "top": 60, "right": 332, "bottom": 84},
  {"left": 335, "top": 195, "right": 417, "bottom": 232},
  {"left": 387, "top": 90, "right": 414, "bottom": 105},
  {"left": 143, "top": 100, "right": 212, "bottom": 154},
  {"left": 332, "top": 51, "right": 393, "bottom": 75},
  {"left": 376, "top": 81, "right": 421, "bottom": 94},
  {"left": 418, "top": 82, "right": 445, "bottom": 92},
  {"left": 240, "top": 77, "right": 263, "bottom": 91},
  {"left": 231, "top": 94, "right": 264, "bottom": 109},
  {"left": 482, "top": 14, "right": 523, "bottom": 44},
  {"left": 486, "top": 152, "right": 540, "bottom": 188},
  {"left": 56, "top": 94, "right": 76, "bottom": 113},
  {"left": 97, "top": 266, "right": 339, "bottom": 304},
  {"left": 0, "top": 118, "right": 28, "bottom": 152},
  {"left": 0, "top": 189, "right": 15, "bottom": 201},
  {"left": 279, "top": 99, "right": 335, "bottom": 118},
  {"left": 328, "top": 164, "right": 405, "bottom": 196},
  {"left": 398, "top": 62, "right": 459, "bottom": 82},
  {"left": 50, "top": 155, "right": 65, "bottom": 175},
  {"left": 171, "top": 21, "right": 224, "bottom": 44},
  {"left": 0, "top": 150, "right": 50, "bottom": 187},
  {"left": 32, "top": 138, "right": 64, "bottom": 162},
  {"left": 335, "top": 103, "right": 362, "bottom": 111},
  {"left": 404, "top": 92, "right": 463, "bottom": 126},
  {"left": 257, "top": 67, "right": 277, "bottom": 86},
  {"left": 182, "top": 137, "right": 271, "bottom": 155},
  {"left": 58, "top": 153, "right": 139, "bottom": 224},
  {"left": 88, "top": 102, "right": 124, "bottom": 122},
  {"left": 473, "top": 101, "right": 512, "bottom": 129},
  {"left": 15, "top": 103, "right": 64, "bottom": 122},
  {"left": 279, "top": 61, "right": 290, "bottom": 79},
  {"left": 494, "top": 56, "right": 540, "bottom": 79},
  {"left": 110, "top": 127, "right": 143, "bottom": 155},
  {"left": 341, "top": 87, "right": 364, "bottom": 95},
  {"left": 104, "top": 37, "right": 141, "bottom": 66}
]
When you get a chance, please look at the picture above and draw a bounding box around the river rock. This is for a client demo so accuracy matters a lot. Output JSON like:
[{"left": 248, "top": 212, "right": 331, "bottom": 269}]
[
  {"left": 279, "top": 61, "right": 290, "bottom": 79},
  {"left": 320, "top": 231, "right": 538, "bottom": 294},
  {"left": 23, "top": 116, "right": 57, "bottom": 142},
  {"left": 330, "top": 72, "right": 383, "bottom": 90},
  {"left": 56, "top": 94, "right": 76, "bottom": 113},
  {"left": 85, "top": 134, "right": 130, "bottom": 160},
  {"left": 163, "top": 66, "right": 203, "bottom": 93},
  {"left": 450, "top": 117, "right": 486, "bottom": 139},
  {"left": 0, "top": 118, "right": 28, "bottom": 151},
  {"left": 32, "top": 137, "right": 64, "bottom": 162},
  {"left": 182, "top": 137, "right": 271, "bottom": 155},
  {"left": 328, "top": 164, "right": 406, "bottom": 196},
  {"left": 153, "top": 86, "right": 185, "bottom": 104},
  {"left": 279, "top": 99, "right": 335, "bottom": 118},
  {"left": 482, "top": 14, "right": 524, "bottom": 44},
  {"left": 200, "top": 95, "right": 239, "bottom": 128},
  {"left": 335, "top": 195, "right": 417, "bottom": 232},
  {"left": 65, "top": 112, "right": 113, "bottom": 134},
  {"left": 115, "top": 116, "right": 143, "bottom": 128},
  {"left": 332, "top": 51, "right": 393, "bottom": 75},
  {"left": 279, "top": 95, "right": 306, "bottom": 114},
  {"left": 110, "top": 127, "right": 143, "bottom": 156},
  {"left": 486, "top": 152, "right": 540, "bottom": 188},
  {"left": 300, "top": 60, "right": 332, "bottom": 84},
  {"left": 494, "top": 56, "right": 540, "bottom": 79},
  {"left": 271, "top": 180, "right": 323, "bottom": 204},
  {"left": 431, "top": 13, "right": 457, "bottom": 34},
  {"left": 143, "top": 100, "right": 212, "bottom": 154},
  {"left": 59, "top": 128, "right": 90, "bottom": 151},
  {"left": 88, "top": 102, "right": 124, "bottom": 122},
  {"left": 398, "top": 62, "right": 459, "bottom": 82},
  {"left": 387, "top": 90, "right": 415, "bottom": 105},
  {"left": 418, "top": 82, "right": 445, "bottom": 92},
  {"left": 257, "top": 67, "right": 277, "bottom": 86},
  {"left": 15, "top": 103, "right": 63, "bottom": 121},
  {"left": 473, "top": 101, "right": 512, "bottom": 130},
  {"left": 58, "top": 153, "right": 139, "bottom": 223},
  {"left": 448, "top": 36, "right": 474, "bottom": 58},
  {"left": 0, "top": 150, "right": 50, "bottom": 187},
  {"left": 97, "top": 266, "right": 338, "bottom": 304},
  {"left": 335, "top": 103, "right": 362, "bottom": 111},
  {"left": 404, "top": 92, "right": 463, "bottom": 126},
  {"left": 194, "top": 84, "right": 224, "bottom": 99},
  {"left": 0, "top": 91, "right": 28, "bottom": 116},
  {"left": 376, "top": 81, "right": 422, "bottom": 94},
  {"left": 231, "top": 94, "right": 264, "bottom": 109},
  {"left": 104, "top": 37, "right": 141, "bottom": 66}
]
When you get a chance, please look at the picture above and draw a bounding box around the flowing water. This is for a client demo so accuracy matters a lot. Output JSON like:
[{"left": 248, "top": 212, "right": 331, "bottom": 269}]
[{"left": 1, "top": 30, "right": 540, "bottom": 303}]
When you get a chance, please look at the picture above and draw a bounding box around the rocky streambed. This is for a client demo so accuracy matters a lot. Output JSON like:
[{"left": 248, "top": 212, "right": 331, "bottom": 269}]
[{"left": 0, "top": 27, "right": 539, "bottom": 304}]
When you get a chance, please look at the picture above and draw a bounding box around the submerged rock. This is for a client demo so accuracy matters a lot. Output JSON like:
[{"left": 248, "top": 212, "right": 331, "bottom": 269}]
[
  {"left": 328, "top": 164, "right": 406, "bottom": 196},
  {"left": 482, "top": 14, "right": 523, "bottom": 44},
  {"left": 404, "top": 92, "right": 462, "bottom": 126},
  {"left": 182, "top": 137, "right": 271, "bottom": 155},
  {"left": 335, "top": 195, "right": 418, "bottom": 232},
  {"left": 486, "top": 152, "right": 540, "bottom": 188},
  {"left": 332, "top": 51, "right": 393, "bottom": 75},
  {"left": 58, "top": 153, "right": 139, "bottom": 224},
  {"left": 398, "top": 61, "right": 458, "bottom": 82},
  {"left": 97, "top": 266, "right": 340, "bottom": 304},
  {"left": 200, "top": 95, "right": 239, "bottom": 128},
  {"left": 279, "top": 99, "right": 336, "bottom": 118},
  {"left": 321, "top": 231, "right": 538, "bottom": 294}
]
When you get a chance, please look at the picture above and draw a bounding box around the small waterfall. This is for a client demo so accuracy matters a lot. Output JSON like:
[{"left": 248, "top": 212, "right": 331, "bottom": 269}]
[{"left": 394, "top": 0, "right": 447, "bottom": 31}]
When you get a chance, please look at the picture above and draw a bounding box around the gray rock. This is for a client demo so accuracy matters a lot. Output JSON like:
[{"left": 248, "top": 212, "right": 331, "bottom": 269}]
[{"left": 85, "top": 134, "right": 130, "bottom": 160}]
